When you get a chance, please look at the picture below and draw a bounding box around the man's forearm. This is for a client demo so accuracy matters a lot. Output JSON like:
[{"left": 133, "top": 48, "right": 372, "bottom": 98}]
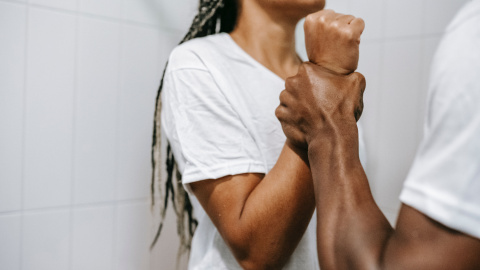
[{"left": 308, "top": 122, "right": 393, "bottom": 270}]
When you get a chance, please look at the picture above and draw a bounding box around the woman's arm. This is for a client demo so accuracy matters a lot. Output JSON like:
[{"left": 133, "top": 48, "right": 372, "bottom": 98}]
[{"left": 191, "top": 143, "right": 315, "bottom": 270}]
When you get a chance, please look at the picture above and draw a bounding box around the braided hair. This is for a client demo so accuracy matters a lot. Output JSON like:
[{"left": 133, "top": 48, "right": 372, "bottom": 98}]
[{"left": 150, "top": 0, "right": 238, "bottom": 258}]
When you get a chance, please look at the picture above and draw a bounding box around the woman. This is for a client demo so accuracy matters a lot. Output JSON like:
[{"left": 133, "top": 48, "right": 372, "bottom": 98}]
[{"left": 151, "top": 0, "right": 366, "bottom": 268}]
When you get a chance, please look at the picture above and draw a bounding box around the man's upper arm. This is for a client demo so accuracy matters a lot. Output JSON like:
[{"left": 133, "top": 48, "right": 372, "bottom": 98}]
[
  {"left": 390, "top": 6, "right": 480, "bottom": 268},
  {"left": 383, "top": 204, "right": 480, "bottom": 270}
]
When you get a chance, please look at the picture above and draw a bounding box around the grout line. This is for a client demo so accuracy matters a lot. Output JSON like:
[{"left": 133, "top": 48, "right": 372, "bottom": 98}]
[
  {"left": 416, "top": 0, "right": 431, "bottom": 144},
  {"left": 0, "top": 198, "right": 150, "bottom": 216},
  {"left": 19, "top": 2, "right": 30, "bottom": 269},
  {"left": 370, "top": 0, "right": 387, "bottom": 198},
  {"left": 0, "top": 0, "right": 25, "bottom": 5},
  {"left": 111, "top": 0, "right": 125, "bottom": 268},
  {"left": 381, "top": 32, "right": 445, "bottom": 42},
  {"left": 67, "top": 0, "right": 80, "bottom": 269},
  {"left": 0, "top": 0, "right": 186, "bottom": 34}
]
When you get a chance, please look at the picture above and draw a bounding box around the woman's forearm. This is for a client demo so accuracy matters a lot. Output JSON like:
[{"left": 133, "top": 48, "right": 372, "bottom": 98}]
[
  {"left": 192, "top": 142, "right": 315, "bottom": 270},
  {"left": 233, "top": 142, "right": 316, "bottom": 269}
]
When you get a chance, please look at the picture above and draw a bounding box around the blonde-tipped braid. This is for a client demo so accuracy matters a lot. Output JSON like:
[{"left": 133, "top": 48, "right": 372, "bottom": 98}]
[{"left": 150, "top": 0, "right": 238, "bottom": 262}]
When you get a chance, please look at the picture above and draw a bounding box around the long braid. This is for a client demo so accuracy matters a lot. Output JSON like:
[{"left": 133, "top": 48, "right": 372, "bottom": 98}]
[{"left": 150, "top": 0, "right": 238, "bottom": 260}]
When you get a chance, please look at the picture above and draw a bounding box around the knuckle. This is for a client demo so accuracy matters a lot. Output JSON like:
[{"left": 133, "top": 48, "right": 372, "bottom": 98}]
[
  {"left": 352, "top": 72, "right": 366, "bottom": 86},
  {"left": 343, "top": 27, "right": 355, "bottom": 40},
  {"left": 355, "top": 17, "right": 366, "bottom": 27},
  {"left": 330, "top": 20, "right": 340, "bottom": 29},
  {"left": 279, "top": 90, "right": 288, "bottom": 103},
  {"left": 275, "top": 106, "right": 284, "bottom": 119},
  {"left": 305, "top": 14, "right": 315, "bottom": 25},
  {"left": 357, "top": 73, "right": 367, "bottom": 90}
]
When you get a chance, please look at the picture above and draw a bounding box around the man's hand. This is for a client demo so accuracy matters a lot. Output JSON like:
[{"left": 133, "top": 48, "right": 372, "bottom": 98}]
[
  {"left": 304, "top": 9, "right": 365, "bottom": 75},
  {"left": 275, "top": 63, "right": 366, "bottom": 150}
]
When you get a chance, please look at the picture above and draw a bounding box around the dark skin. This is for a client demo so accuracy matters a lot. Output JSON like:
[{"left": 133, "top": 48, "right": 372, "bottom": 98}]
[{"left": 276, "top": 10, "right": 480, "bottom": 270}]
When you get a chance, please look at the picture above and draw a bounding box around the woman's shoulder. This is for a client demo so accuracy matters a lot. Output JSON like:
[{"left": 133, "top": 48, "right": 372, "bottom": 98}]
[{"left": 167, "top": 33, "right": 230, "bottom": 72}]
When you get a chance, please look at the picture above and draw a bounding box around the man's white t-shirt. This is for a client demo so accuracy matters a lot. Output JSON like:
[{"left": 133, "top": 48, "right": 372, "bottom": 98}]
[
  {"left": 161, "top": 33, "right": 366, "bottom": 269},
  {"left": 400, "top": 0, "right": 480, "bottom": 239}
]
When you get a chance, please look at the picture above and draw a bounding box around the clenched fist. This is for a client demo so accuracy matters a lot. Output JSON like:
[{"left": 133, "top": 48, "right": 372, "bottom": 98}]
[
  {"left": 275, "top": 63, "right": 366, "bottom": 150},
  {"left": 304, "top": 9, "right": 365, "bottom": 75}
]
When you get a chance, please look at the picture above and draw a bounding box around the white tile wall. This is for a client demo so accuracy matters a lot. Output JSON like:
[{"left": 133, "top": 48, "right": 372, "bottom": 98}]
[
  {"left": 0, "top": 0, "right": 467, "bottom": 269},
  {"left": 150, "top": 205, "right": 188, "bottom": 270},
  {"left": 155, "top": 0, "right": 197, "bottom": 32},
  {"left": 30, "top": 0, "right": 77, "bottom": 11},
  {"left": 22, "top": 210, "right": 70, "bottom": 270},
  {"left": 384, "top": 0, "right": 424, "bottom": 38},
  {"left": 71, "top": 206, "right": 114, "bottom": 270},
  {"left": 24, "top": 7, "right": 76, "bottom": 209},
  {"left": 424, "top": 0, "right": 470, "bottom": 35},
  {"left": 117, "top": 25, "right": 159, "bottom": 201},
  {"left": 74, "top": 17, "right": 120, "bottom": 205},
  {"left": 324, "top": 0, "right": 350, "bottom": 13},
  {"left": 375, "top": 39, "right": 423, "bottom": 210},
  {"left": 357, "top": 40, "right": 382, "bottom": 184},
  {"left": 79, "top": 0, "right": 122, "bottom": 19},
  {"left": 0, "top": 2, "right": 26, "bottom": 212},
  {"left": 115, "top": 201, "right": 151, "bottom": 270},
  {"left": 0, "top": 214, "right": 21, "bottom": 269},
  {"left": 123, "top": 0, "right": 162, "bottom": 26}
]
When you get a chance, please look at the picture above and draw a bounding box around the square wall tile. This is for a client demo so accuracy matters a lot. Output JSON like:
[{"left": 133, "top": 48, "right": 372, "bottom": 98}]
[
  {"left": 24, "top": 8, "right": 76, "bottom": 209},
  {"left": 350, "top": 0, "right": 384, "bottom": 40},
  {"left": 117, "top": 25, "right": 159, "bottom": 201},
  {"left": 74, "top": 17, "right": 120, "bottom": 205},
  {"left": 115, "top": 201, "right": 151, "bottom": 270},
  {"left": 0, "top": 2, "right": 26, "bottom": 212},
  {"left": 71, "top": 206, "right": 114, "bottom": 270},
  {"left": 79, "top": 0, "right": 122, "bottom": 19},
  {"left": 374, "top": 39, "right": 423, "bottom": 209},
  {"left": 0, "top": 214, "right": 21, "bottom": 270},
  {"left": 384, "top": 0, "right": 424, "bottom": 38},
  {"left": 424, "top": 0, "right": 470, "bottom": 35},
  {"left": 22, "top": 210, "right": 70, "bottom": 270},
  {"left": 30, "top": 0, "right": 77, "bottom": 11}
]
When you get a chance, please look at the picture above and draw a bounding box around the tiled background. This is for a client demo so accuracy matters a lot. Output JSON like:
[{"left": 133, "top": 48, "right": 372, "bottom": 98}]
[{"left": 0, "top": 0, "right": 470, "bottom": 269}]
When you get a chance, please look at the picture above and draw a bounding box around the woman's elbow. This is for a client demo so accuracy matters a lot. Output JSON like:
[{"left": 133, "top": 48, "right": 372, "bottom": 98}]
[{"left": 238, "top": 256, "right": 287, "bottom": 270}]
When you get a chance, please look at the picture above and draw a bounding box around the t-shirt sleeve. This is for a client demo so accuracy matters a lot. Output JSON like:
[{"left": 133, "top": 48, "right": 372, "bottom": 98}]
[
  {"left": 161, "top": 67, "right": 266, "bottom": 186},
  {"left": 399, "top": 6, "right": 480, "bottom": 239}
]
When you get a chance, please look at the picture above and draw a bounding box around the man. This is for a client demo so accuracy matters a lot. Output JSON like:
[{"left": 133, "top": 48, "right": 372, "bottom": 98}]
[{"left": 276, "top": 1, "right": 480, "bottom": 269}]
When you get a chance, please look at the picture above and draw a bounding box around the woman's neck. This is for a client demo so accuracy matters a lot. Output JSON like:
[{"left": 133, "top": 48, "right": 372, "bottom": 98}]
[{"left": 229, "top": 1, "right": 301, "bottom": 80}]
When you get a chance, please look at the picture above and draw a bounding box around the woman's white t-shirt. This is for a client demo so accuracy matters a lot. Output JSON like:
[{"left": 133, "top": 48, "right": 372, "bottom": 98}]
[{"left": 161, "top": 33, "right": 366, "bottom": 269}]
